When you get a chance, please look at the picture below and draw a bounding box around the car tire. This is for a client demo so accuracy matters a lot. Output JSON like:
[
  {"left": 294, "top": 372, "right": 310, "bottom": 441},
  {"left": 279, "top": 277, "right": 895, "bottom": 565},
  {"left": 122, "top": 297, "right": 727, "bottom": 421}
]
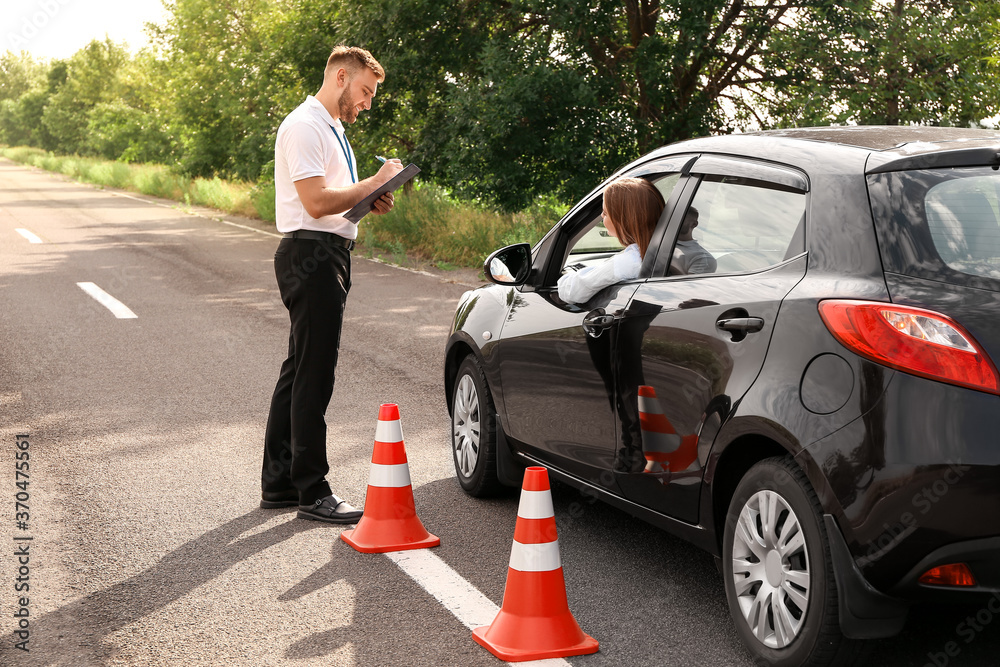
[
  {"left": 722, "top": 456, "right": 870, "bottom": 666},
  {"left": 451, "top": 356, "right": 503, "bottom": 497}
]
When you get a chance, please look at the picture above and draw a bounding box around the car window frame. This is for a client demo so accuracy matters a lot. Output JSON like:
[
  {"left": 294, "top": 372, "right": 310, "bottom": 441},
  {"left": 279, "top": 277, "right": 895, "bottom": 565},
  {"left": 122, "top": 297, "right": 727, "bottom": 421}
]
[
  {"left": 534, "top": 155, "right": 699, "bottom": 289},
  {"left": 648, "top": 156, "right": 811, "bottom": 279}
]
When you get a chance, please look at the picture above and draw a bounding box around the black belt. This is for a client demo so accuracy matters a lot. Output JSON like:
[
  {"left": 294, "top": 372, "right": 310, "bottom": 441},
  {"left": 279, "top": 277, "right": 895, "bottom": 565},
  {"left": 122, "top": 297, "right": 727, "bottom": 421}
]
[{"left": 283, "top": 230, "right": 355, "bottom": 250}]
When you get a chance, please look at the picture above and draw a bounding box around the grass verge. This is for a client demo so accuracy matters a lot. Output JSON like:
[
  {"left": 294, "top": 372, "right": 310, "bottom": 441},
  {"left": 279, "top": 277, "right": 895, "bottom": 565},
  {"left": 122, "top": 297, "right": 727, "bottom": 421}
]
[
  {"left": 358, "top": 183, "right": 564, "bottom": 267},
  {"left": 0, "top": 146, "right": 566, "bottom": 268},
  {"left": 1, "top": 146, "right": 275, "bottom": 222}
]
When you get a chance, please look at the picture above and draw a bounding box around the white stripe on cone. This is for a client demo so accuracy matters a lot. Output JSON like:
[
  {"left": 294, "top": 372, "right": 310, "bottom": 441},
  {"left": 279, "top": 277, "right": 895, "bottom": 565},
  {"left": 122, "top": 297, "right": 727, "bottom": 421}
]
[
  {"left": 516, "top": 490, "right": 555, "bottom": 519},
  {"left": 367, "top": 462, "right": 412, "bottom": 488},
  {"left": 638, "top": 395, "right": 664, "bottom": 415},
  {"left": 509, "top": 539, "right": 562, "bottom": 572},
  {"left": 375, "top": 418, "right": 404, "bottom": 443}
]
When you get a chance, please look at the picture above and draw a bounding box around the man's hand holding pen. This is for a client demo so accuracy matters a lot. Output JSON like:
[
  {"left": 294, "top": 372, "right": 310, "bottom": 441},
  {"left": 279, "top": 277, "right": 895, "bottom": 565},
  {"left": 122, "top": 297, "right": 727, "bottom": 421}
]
[{"left": 371, "top": 155, "right": 404, "bottom": 215}]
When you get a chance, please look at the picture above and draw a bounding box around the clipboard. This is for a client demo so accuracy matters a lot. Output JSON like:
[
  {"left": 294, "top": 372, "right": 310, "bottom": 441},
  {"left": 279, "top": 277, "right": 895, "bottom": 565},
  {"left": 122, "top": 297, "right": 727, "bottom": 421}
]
[{"left": 343, "top": 163, "right": 420, "bottom": 223}]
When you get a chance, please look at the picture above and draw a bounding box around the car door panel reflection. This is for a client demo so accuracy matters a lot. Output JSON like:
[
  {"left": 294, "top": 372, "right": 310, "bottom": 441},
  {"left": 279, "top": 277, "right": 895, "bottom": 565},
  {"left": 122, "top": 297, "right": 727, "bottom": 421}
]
[
  {"left": 498, "top": 283, "right": 641, "bottom": 490},
  {"left": 638, "top": 385, "right": 700, "bottom": 476},
  {"left": 613, "top": 257, "right": 807, "bottom": 523}
]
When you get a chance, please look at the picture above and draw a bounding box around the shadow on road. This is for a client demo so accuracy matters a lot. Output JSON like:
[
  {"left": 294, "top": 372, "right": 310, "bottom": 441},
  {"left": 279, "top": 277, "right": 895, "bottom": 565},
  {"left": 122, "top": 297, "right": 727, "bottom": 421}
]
[{"left": 1, "top": 510, "right": 320, "bottom": 665}]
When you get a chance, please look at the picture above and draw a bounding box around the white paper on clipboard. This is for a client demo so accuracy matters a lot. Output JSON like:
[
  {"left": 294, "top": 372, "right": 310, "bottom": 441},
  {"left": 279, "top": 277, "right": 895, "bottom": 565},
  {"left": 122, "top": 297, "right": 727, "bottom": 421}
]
[{"left": 343, "top": 163, "right": 420, "bottom": 223}]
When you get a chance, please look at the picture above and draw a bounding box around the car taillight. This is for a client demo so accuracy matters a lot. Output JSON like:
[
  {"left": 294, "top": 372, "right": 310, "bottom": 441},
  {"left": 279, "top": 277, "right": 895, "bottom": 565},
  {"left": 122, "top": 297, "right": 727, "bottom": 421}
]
[
  {"left": 818, "top": 300, "right": 1000, "bottom": 395},
  {"left": 919, "top": 563, "right": 977, "bottom": 587}
]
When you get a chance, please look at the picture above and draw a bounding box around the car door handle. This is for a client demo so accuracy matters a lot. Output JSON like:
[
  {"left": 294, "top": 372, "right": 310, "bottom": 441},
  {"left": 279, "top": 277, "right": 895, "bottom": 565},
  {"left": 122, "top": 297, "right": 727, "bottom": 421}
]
[
  {"left": 582, "top": 309, "right": 618, "bottom": 338},
  {"left": 716, "top": 317, "right": 765, "bottom": 333},
  {"left": 583, "top": 314, "right": 616, "bottom": 328}
]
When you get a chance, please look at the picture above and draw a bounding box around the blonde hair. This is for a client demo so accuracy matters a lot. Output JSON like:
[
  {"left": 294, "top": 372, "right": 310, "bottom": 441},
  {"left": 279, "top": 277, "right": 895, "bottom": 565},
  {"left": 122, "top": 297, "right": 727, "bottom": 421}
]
[
  {"left": 325, "top": 45, "right": 385, "bottom": 82},
  {"left": 604, "top": 178, "right": 665, "bottom": 257}
]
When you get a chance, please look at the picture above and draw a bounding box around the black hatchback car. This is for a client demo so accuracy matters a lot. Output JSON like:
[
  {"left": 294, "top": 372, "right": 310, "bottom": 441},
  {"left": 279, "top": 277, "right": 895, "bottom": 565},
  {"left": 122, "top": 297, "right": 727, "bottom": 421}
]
[{"left": 444, "top": 126, "right": 1000, "bottom": 665}]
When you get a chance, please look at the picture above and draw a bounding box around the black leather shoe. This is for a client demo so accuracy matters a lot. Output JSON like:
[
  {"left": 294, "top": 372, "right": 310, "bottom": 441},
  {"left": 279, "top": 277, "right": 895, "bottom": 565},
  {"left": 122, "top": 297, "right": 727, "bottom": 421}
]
[
  {"left": 260, "top": 490, "right": 299, "bottom": 509},
  {"left": 297, "top": 494, "right": 363, "bottom": 524}
]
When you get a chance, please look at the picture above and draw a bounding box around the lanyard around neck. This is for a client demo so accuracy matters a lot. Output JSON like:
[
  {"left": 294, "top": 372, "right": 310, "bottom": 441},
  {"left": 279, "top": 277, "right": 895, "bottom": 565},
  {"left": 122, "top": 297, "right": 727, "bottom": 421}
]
[{"left": 330, "top": 125, "right": 356, "bottom": 184}]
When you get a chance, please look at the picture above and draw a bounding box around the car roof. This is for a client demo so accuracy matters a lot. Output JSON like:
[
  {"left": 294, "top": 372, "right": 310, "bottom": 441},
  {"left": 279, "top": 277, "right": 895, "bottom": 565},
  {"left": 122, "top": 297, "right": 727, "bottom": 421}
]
[
  {"left": 642, "top": 126, "right": 1000, "bottom": 175},
  {"left": 745, "top": 125, "right": 1000, "bottom": 151}
]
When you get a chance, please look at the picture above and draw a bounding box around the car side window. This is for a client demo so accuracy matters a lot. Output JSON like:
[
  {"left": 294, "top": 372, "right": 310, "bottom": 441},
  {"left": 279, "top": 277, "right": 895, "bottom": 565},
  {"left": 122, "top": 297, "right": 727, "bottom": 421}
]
[
  {"left": 561, "top": 173, "right": 682, "bottom": 275},
  {"left": 564, "top": 210, "right": 622, "bottom": 266},
  {"left": 669, "top": 175, "right": 806, "bottom": 276}
]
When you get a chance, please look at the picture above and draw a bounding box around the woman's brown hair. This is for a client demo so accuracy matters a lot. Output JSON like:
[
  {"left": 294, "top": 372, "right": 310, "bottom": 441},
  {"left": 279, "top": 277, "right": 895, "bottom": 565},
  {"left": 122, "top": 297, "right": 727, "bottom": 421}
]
[{"left": 603, "top": 177, "right": 665, "bottom": 257}]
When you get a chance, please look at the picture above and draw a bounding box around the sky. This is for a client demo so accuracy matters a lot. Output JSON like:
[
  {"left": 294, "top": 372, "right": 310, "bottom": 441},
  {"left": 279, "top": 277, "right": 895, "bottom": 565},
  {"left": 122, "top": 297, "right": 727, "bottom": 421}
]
[{"left": 1, "top": 0, "right": 170, "bottom": 60}]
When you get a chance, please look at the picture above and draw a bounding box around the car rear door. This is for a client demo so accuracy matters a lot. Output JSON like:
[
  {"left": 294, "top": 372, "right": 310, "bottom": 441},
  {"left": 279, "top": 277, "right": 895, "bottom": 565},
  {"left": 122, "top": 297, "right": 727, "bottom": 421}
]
[{"left": 612, "top": 157, "right": 810, "bottom": 523}]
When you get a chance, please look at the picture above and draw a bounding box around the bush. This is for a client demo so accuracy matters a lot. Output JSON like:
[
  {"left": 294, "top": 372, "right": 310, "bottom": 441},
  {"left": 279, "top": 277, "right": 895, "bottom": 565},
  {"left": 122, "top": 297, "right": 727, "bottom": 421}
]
[
  {"left": 86, "top": 102, "right": 175, "bottom": 164},
  {"left": 359, "top": 182, "right": 565, "bottom": 266},
  {"left": 132, "top": 166, "right": 188, "bottom": 200},
  {"left": 251, "top": 181, "right": 276, "bottom": 223}
]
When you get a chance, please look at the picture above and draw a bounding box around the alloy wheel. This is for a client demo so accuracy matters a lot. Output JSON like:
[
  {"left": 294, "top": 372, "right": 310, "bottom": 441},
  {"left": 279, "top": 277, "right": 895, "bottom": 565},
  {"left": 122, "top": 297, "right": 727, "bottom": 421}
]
[
  {"left": 731, "top": 489, "right": 811, "bottom": 649},
  {"left": 452, "top": 374, "right": 481, "bottom": 478}
]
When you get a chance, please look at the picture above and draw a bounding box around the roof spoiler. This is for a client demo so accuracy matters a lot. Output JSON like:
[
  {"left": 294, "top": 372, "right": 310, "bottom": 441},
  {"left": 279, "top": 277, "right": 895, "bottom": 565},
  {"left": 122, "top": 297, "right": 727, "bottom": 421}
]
[{"left": 866, "top": 145, "right": 1000, "bottom": 174}]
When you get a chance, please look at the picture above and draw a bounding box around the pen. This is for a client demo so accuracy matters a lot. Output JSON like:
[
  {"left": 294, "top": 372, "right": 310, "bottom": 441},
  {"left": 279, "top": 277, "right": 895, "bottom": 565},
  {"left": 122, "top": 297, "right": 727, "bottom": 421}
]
[{"left": 376, "top": 155, "right": 387, "bottom": 163}]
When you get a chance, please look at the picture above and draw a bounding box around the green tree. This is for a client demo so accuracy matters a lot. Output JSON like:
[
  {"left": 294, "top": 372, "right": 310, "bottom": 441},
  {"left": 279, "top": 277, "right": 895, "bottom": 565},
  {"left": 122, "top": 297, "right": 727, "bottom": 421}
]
[
  {"left": 0, "top": 51, "right": 46, "bottom": 103},
  {"left": 0, "top": 90, "right": 50, "bottom": 147},
  {"left": 340, "top": 0, "right": 820, "bottom": 211},
  {"left": 152, "top": 0, "right": 311, "bottom": 180},
  {"left": 84, "top": 49, "right": 176, "bottom": 163},
  {"left": 39, "top": 39, "right": 131, "bottom": 155},
  {"left": 763, "top": 0, "right": 1000, "bottom": 127},
  {"left": 0, "top": 51, "right": 49, "bottom": 147}
]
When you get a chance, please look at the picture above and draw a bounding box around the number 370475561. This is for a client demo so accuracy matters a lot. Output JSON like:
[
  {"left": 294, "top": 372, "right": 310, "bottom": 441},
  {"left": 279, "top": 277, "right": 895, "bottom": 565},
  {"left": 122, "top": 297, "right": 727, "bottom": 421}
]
[{"left": 15, "top": 435, "right": 29, "bottom": 526}]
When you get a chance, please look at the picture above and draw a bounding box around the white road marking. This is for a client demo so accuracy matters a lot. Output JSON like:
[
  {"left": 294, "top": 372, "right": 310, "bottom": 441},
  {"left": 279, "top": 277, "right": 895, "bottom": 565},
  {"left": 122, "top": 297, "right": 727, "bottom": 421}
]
[
  {"left": 76, "top": 282, "right": 138, "bottom": 319},
  {"left": 15, "top": 228, "right": 42, "bottom": 243},
  {"left": 384, "top": 549, "right": 572, "bottom": 667}
]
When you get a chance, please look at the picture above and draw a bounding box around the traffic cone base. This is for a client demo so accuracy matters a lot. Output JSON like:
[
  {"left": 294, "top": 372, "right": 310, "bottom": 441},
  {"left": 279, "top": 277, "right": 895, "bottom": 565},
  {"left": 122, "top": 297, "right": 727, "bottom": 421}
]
[
  {"left": 341, "top": 403, "right": 439, "bottom": 553},
  {"left": 472, "top": 624, "right": 599, "bottom": 661},
  {"left": 472, "top": 466, "right": 598, "bottom": 661},
  {"left": 341, "top": 526, "right": 440, "bottom": 553},
  {"left": 341, "top": 483, "right": 440, "bottom": 552},
  {"left": 472, "top": 567, "right": 598, "bottom": 661}
]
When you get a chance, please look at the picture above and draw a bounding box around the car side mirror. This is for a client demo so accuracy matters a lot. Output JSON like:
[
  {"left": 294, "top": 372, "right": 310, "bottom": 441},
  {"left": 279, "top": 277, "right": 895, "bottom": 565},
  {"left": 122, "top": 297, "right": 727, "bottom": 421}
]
[{"left": 484, "top": 243, "right": 532, "bottom": 286}]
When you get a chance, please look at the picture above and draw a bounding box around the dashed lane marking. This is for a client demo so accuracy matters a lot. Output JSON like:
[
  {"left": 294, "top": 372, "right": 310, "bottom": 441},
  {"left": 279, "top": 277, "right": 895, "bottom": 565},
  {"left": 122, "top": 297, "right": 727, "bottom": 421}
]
[
  {"left": 15, "top": 228, "right": 42, "bottom": 243},
  {"left": 76, "top": 282, "right": 138, "bottom": 319},
  {"left": 385, "top": 549, "right": 572, "bottom": 667}
]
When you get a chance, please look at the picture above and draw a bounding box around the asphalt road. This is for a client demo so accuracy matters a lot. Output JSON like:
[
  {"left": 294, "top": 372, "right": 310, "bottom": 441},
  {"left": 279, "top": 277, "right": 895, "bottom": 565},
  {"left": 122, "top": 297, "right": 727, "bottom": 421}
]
[{"left": 0, "top": 160, "right": 997, "bottom": 667}]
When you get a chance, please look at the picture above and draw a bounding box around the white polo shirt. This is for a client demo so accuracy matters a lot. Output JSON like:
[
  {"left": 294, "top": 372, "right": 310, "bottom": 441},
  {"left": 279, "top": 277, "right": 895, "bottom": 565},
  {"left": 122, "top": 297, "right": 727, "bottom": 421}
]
[{"left": 274, "top": 95, "right": 359, "bottom": 237}]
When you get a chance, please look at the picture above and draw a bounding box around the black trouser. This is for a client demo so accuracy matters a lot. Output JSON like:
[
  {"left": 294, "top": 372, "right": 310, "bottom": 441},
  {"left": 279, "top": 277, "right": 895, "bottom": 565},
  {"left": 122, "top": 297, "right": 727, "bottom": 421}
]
[{"left": 262, "top": 236, "right": 352, "bottom": 505}]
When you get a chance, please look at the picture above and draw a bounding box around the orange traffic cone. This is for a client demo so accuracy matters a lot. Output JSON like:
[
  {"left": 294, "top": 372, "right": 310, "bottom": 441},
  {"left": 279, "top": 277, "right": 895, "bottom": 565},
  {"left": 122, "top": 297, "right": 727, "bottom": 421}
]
[
  {"left": 639, "top": 385, "right": 699, "bottom": 475},
  {"left": 472, "top": 466, "right": 598, "bottom": 661},
  {"left": 341, "top": 404, "right": 440, "bottom": 553}
]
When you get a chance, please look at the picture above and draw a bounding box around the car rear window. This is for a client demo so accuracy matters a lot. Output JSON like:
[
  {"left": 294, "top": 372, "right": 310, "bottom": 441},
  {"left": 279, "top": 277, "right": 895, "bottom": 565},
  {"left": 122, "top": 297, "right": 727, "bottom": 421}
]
[
  {"left": 925, "top": 177, "right": 1000, "bottom": 278},
  {"left": 867, "top": 166, "right": 1000, "bottom": 290}
]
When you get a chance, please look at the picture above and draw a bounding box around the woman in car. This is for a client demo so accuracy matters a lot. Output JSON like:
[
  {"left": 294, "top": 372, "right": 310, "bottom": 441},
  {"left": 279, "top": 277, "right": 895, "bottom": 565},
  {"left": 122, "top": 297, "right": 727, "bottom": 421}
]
[{"left": 557, "top": 177, "right": 665, "bottom": 303}]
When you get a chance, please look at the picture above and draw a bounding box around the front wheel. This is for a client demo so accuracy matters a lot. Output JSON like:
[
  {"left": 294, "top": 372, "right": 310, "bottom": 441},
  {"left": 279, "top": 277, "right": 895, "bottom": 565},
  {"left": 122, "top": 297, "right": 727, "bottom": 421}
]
[
  {"left": 722, "top": 457, "right": 869, "bottom": 666},
  {"left": 451, "top": 356, "right": 502, "bottom": 497}
]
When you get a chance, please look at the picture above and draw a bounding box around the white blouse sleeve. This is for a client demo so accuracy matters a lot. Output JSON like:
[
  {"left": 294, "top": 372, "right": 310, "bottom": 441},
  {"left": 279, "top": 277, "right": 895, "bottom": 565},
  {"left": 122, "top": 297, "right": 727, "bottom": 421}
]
[{"left": 557, "top": 245, "right": 642, "bottom": 304}]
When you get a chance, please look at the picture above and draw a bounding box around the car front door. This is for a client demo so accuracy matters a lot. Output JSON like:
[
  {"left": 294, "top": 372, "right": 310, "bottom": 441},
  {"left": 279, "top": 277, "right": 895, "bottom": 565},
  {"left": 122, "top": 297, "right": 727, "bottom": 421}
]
[
  {"left": 612, "top": 157, "right": 810, "bottom": 523},
  {"left": 497, "top": 159, "right": 691, "bottom": 490}
]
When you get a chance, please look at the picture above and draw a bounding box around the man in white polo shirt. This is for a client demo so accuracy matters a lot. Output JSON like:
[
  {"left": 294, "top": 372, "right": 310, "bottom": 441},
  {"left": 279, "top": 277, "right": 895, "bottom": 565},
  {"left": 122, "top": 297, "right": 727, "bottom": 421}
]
[{"left": 261, "top": 45, "right": 404, "bottom": 523}]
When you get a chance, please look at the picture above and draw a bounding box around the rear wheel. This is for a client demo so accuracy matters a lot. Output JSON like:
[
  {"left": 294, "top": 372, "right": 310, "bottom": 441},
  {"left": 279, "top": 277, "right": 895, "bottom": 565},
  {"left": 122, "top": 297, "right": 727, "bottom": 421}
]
[
  {"left": 451, "top": 356, "right": 502, "bottom": 496},
  {"left": 723, "top": 457, "right": 869, "bottom": 666}
]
